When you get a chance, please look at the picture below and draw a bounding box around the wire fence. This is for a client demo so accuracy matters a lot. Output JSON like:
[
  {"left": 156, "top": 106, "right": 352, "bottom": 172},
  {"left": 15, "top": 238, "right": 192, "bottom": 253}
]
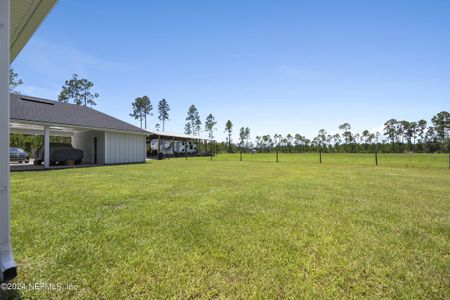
[{"left": 191, "top": 151, "right": 450, "bottom": 169}]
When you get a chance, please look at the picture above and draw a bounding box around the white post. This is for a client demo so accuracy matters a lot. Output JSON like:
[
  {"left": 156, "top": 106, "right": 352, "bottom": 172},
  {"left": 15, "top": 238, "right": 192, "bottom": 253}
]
[
  {"left": 44, "top": 126, "right": 50, "bottom": 169},
  {"left": 0, "top": 0, "right": 16, "bottom": 281}
]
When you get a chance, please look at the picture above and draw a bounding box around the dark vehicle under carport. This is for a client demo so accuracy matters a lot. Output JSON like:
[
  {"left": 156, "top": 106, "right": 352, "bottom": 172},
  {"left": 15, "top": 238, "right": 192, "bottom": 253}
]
[
  {"left": 34, "top": 143, "right": 84, "bottom": 165},
  {"left": 10, "top": 147, "right": 29, "bottom": 163}
]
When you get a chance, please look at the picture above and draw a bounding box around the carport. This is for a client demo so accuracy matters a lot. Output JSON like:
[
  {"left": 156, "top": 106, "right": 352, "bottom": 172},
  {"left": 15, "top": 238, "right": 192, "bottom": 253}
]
[{"left": 10, "top": 93, "right": 148, "bottom": 169}]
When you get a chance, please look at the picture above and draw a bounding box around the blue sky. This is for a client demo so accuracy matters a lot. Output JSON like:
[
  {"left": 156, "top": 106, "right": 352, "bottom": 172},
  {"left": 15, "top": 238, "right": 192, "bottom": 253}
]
[{"left": 12, "top": 0, "right": 450, "bottom": 141}]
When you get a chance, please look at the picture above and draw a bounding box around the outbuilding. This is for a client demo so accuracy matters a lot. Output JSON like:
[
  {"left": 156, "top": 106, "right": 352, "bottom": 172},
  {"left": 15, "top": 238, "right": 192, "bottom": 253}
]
[{"left": 10, "top": 93, "right": 148, "bottom": 168}]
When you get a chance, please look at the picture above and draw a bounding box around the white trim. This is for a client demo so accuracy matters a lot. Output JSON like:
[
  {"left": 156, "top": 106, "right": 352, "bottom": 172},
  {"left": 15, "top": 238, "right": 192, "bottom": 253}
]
[{"left": 0, "top": 0, "right": 16, "bottom": 280}]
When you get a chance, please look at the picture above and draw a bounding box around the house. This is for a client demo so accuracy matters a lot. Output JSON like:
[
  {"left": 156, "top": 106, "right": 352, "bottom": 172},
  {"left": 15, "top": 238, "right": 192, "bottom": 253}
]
[{"left": 10, "top": 93, "right": 148, "bottom": 167}]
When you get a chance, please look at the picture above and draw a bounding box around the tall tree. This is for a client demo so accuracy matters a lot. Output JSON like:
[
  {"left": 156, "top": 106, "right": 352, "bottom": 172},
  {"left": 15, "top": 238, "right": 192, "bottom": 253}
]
[
  {"left": 58, "top": 74, "right": 99, "bottom": 106},
  {"left": 204, "top": 114, "right": 217, "bottom": 139},
  {"left": 158, "top": 98, "right": 170, "bottom": 131},
  {"left": 141, "top": 96, "right": 152, "bottom": 129},
  {"left": 339, "top": 123, "right": 352, "bottom": 151},
  {"left": 317, "top": 129, "right": 327, "bottom": 147},
  {"left": 185, "top": 105, "right": 201, "bottom": 135},
  {"left": 129, "top": 96, "right": 151, "bottom": 129},
  {"left": 130, "top": 97, "right": 146, "bottom": 128},
  {"left": 9, "top": 68, "right": 23, "bottom": 92},
  {"left": 416, "top": 119, "right": 427, "bottom": 149},
  {"left": 384, "top": 119, "right": 398, "bottom": 151},
  {"left": 431, "top": 111, "right": 450, "bottom": 143},
  {"left": 245, "top": 127, "right": 251, "bottom": 148},
  {"left": 224, "top": 120, "right": 233, "bottom": 152},
  {"left": 239, "top": 127, "right": 246, "bottom": 148}
]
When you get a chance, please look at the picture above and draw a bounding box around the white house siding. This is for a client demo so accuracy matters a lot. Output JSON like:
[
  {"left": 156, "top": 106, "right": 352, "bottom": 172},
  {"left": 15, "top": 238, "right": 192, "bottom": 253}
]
[
  {"left": 72, "top": 130, "right": 106, "bottom": 164},
  {"left": 105, "top": 132, "right": 146, "bottom": 164}
]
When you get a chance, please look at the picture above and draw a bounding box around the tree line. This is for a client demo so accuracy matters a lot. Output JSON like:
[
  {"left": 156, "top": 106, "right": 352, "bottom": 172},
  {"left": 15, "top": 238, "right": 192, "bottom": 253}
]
[{"left": 216, "top": 112, "right": 450, "bottom": 154}]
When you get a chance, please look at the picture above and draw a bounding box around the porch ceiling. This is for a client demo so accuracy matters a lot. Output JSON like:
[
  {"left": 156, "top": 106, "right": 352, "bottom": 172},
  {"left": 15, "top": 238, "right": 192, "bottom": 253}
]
[{"left": 10, "top": 121, "right": 86, "bottom": 137}]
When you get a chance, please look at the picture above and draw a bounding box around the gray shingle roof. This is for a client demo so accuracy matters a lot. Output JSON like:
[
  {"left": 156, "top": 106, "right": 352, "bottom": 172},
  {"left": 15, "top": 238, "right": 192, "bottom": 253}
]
[{"left": 10, "top": 93, "right": 147, "bottom": 134}]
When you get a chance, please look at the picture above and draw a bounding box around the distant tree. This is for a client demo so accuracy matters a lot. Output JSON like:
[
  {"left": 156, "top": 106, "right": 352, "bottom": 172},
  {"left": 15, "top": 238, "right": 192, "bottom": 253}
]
[
  {"left": 155, "top": 123, "right": 161, "bottom": 131},
  {"left": 409, "top": 121, "right": 418, "bottom": 150},
  {"left": 361, "top": 130, "right": 369, "bottom": 143},
  {"left": 204, "top": 113, "right": 217, "bottom": 139},
  {"left": 58, "top": 74, "right": 99, "bottom": 107},
  {"left": 294, "top": 134, "right": 302, "bottom": 152},
  {"left": 339, "top": 123, "right": 352, "bottom": 151},
  {"left": 431, "top": 111, "right": 450, "bottom": 143},
  {"left": 224, "top": 120, "right": 233, "bottom": 152},
  {"left": 185, "top": 105, "right": 201, "bottom": 135},
  {"left": 384, "top": 119, "right": 398, "bottom": 151},
  {"left": 130, "top": 96, "right": 151, "bottom": 129},
  {"left": 130, "top": 96, "right": 148, "bottom": 128},
  {"left": 245, "top": 127, "right": 251, "bottom": 148},
  {"left": 239, "top": 127, "right": 246, "bottom": 148},
  {"left": 286, "top": 134, "right": 293, "bottom": 151},
  {"left": 158, "top": 98, "right": 170, "bottom": 131},
  {"left": 141, "top": 96, "right": 152, "bottom": 129},
  {"left": 416, "top": 119, "right": 427, "bottom": 150},
  {"left": 274, "top": 134, "right": 282, "bottom": 149},
  {"left": 255, "top": 136, "right": 262, "bottom": 151},
  {"left": 398, "top": 120, "right": 410, "bottom": 150},
  {"left": 333, "top": 133, "right": 341, "bottom": 147},
  {"left": 401, "top": 121, "right": 415, "bottom": 151},
  {"left": 425, "top": 126, "right": 437, "bottom": 152},
  {"left": 9, "top": 68, "right": 23, "bottom": 92}
]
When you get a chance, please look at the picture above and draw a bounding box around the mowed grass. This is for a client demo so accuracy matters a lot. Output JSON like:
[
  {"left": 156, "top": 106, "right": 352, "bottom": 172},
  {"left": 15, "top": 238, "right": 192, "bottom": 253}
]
[{"left": 3, "top": 154, "right": 450, "bottom": 299}]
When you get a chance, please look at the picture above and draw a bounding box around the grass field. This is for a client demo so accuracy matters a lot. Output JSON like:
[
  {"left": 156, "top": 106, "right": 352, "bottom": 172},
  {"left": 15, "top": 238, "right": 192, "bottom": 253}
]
[{"left": 3, "top": 153, "right": 450, "bottom": 299}]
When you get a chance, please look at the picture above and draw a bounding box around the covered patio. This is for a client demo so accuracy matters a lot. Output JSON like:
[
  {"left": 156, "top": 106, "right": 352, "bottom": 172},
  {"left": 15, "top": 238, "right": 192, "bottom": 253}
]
[
  {"left": 10, "top": 120, "right": 96, "bottom": 171},
  {"left": 10, "top": 93, "right": 148, "bottom": 170}
]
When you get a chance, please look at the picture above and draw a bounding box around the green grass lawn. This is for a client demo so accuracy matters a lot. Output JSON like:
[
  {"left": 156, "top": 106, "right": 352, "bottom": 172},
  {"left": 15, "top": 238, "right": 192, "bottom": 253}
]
[{"left": 3, "top": 154, "right": 450, "bottom": 299}]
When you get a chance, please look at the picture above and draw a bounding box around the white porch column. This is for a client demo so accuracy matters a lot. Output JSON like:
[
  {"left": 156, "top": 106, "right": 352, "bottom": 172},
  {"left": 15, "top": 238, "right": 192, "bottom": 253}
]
[
  {"left": 0, "top": 0, "right": 16, "bottom": 281},
  {"left": 44, "top": 125, "right": 50, "bottom": 169}
]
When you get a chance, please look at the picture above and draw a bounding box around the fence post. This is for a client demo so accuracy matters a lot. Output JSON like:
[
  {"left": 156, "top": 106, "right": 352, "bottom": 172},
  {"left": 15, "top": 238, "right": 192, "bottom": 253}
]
[
  {"left": 276, "top": 150, "right": 279, "bottom": 162},
  {"left": 240, "top": 150, "right": 242, "bottom": 161},
  {"left": 375, "top": 150, "right": 378, "bottom": 166},
  {"left": 319, "top": 149, "right": 322, "bottom": 164}
]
